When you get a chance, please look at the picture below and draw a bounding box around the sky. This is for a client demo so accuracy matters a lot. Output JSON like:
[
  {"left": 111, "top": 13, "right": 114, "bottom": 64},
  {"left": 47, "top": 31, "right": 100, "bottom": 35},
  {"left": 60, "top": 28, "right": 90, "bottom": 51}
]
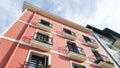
[{"left": 0, "top": 0, "right": 120, "bottom": 34}]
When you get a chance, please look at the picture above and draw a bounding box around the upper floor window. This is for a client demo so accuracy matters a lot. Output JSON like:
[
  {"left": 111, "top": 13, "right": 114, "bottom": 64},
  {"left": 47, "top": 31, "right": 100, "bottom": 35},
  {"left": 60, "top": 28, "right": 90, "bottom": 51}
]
[
  {"left": 92, "top": 50, "right": 101, "bottom": 60},
  {"left": 63, "top": 28, "right": 76, "bottom": 36},
  {"left": 72, "top": 63, "right": 86, "bottom": 68},
  {"left": 67, "top": 41, "right": 86, "bottom": 56},
  {"left": 82, "top": 35, "right": 96, "bottom": 43},
  {"left": 67, "top": 41, "right": 80, "bottom": 54},
  {"left": 39, "top": 19, "right": 52, "bottom": 28}
]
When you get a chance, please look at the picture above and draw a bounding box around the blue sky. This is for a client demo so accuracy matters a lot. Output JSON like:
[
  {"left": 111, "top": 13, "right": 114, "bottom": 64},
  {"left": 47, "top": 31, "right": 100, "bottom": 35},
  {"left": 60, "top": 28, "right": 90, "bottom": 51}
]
[{"left": 0, "top": 0, "right": 120, "bottom": 34}]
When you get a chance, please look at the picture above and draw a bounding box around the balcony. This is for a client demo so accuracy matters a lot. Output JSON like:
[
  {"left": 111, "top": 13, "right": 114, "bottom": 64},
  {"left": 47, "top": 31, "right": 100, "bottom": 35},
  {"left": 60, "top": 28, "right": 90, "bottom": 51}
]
[
  {"left": 67, "top": 46, "right": 87, "bottom": 62},
  {"left": 113, "top": 39, "right": 120, "bottom": 48},
  {"left": 86, "top": 42, "right": 99, "bottom": 49},
  {"left": 37, "top": 19, "right": 52, "bottom": 32},
  {"left": 95, "top": 55, "right": 114, "bottom": 68},
  {"left": 63, "top": 28, "right": 76, "bottom": 41},
  {"left": 30, "top": 32, "right": 53, "bottom": 51}
]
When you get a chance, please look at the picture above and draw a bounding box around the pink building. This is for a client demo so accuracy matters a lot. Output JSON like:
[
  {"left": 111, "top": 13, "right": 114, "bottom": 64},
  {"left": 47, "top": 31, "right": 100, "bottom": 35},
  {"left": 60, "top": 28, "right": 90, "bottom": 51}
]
[{"left": 0, "top": 2, "right": 115, "bottom": 68}]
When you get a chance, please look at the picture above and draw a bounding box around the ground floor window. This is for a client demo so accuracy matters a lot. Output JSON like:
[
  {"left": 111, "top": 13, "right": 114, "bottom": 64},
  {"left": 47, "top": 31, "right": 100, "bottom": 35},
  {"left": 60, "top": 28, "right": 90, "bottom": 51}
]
[
  {"left": 24, "top": 50, "right": 51, "bottom": 68},
  {"left": 72, "top": 62, "right": 86, "bottom": 68}
]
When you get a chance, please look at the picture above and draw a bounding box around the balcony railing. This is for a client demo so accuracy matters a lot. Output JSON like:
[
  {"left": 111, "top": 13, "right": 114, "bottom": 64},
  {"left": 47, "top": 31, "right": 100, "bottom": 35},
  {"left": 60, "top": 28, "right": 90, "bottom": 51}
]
[
  {"left": 30, "top": 33, "right": 53, "bottom": 51},
  {"left": 67, "top": 46, "right": 87, "bottom": 62},
  {"left": 95, "top": 55, "right": 114, "bottom": 68},
  {"left": 24, "top": 62, "right": 49, "bottom": 68},
  {"left": 34, "top": 35, "right": 53, "bottom": 45}
]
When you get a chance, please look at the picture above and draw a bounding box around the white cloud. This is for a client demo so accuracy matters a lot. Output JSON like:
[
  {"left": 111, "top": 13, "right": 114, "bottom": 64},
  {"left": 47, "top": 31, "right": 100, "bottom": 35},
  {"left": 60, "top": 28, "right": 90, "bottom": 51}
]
[
  {"left": 0, "top": 0, "right": 24, "bottom": 34},
  {"left": 90, "top": 0, "right": 120, "bottom": 33},
  {"left": 0, "top": 0, "right": 120, "bottom": 34},
  {"left": 49, "top": 0, "right": 120, "bottom": 33}
]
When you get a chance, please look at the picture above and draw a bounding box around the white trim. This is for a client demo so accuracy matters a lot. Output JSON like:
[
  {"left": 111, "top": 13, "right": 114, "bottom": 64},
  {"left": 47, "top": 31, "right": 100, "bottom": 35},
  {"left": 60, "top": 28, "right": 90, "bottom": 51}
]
[
  {"left": 1, "top": 36, "right": 19, "bottom": 43},
  {"left": 29, "top": 23, "right": 36, "bottom": 27},
  {"left": 25, "top": 50, "right": 51, "bottom": 66},
  {"left": 19, "top": 40, "right": 30, "bottom": 46},
  {"left": 85, "top": 61, "right": 100, "bottom": 67},
  {"left": 1, "top": 36, "right": 30, "bottom": 46},
  {"left": 51, "top": 50, "right": 68, "bottom": 57},
  {"left": 18, "top": 20, "right": 28, "bottom": 24},
  {"left": 51, "top": 31, "right": 63, "bottom": 37},
  {"left": 70, "top": 61, "right": 88, "bottom": 68}
]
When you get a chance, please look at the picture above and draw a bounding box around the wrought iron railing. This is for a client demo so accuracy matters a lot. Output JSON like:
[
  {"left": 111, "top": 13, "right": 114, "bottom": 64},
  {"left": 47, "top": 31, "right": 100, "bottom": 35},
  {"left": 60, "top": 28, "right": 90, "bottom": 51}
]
[{"left": 33, "top": 33, "right": 53, "bottom": 45}]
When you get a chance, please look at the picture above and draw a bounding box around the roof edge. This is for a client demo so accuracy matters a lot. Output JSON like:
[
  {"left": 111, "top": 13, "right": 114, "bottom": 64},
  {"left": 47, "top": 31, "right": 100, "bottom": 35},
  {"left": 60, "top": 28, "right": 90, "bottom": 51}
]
[{"left": 23, "top": 2, "right": 93, "bottom": 34}]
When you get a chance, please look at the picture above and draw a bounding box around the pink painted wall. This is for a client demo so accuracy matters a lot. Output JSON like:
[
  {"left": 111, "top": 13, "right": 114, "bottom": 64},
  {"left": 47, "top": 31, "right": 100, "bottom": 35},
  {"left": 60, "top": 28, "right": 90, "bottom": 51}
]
[{"left": 0, "top": 9, "right": 109, "bottom": 68}]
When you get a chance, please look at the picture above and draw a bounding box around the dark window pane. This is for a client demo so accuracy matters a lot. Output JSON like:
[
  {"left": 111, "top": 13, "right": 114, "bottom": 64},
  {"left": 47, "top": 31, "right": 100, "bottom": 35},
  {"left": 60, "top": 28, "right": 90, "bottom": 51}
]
[
  {"left": 82, "top": 35, "right": 91, "bottom": 42},
  {"left": 40, "top": 19, "right": 52, "bottom": 27},
  {"left": 92, "top": 50, "right": 101, "bottom": 60},
  {"left": 28, "top": 55, "right": 49, "bottom": 68},
  {"left": 72, "top": 63, "right": 86, "bottom": 68},
  {"left": 63, "top": 28, "right": 72, "bottom": 35},
  {"left": 67, "top": 41, "right": 80, "bottom": 54}
]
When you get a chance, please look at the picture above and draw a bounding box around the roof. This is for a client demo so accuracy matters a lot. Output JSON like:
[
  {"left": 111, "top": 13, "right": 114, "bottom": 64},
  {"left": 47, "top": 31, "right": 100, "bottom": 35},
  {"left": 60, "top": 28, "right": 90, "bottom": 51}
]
[
  {"left": 23, "top": 2, "right": 93, "bottom": 35},
  {"left": 86, "top": 25, "right": 120, "bottom": 39}
]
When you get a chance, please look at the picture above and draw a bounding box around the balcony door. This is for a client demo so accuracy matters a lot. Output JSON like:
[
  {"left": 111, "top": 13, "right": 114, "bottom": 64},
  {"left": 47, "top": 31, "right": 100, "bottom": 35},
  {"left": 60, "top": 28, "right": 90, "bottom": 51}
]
[
  {"left": 67, "top": 41, "right": 80, "bottom": 54},
  {"left": 92, "top": 50, "right": 101, "bottom": 60},
  {"left": 29, "top": 54, "right": 48, "bottom": 68}
]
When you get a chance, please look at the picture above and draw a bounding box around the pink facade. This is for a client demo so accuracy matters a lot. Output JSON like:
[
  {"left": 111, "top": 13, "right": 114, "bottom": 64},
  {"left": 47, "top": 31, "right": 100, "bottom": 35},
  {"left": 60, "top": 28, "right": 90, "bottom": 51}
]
[{"left": 0, "top": 3, "right": 113, "bottom": 68}]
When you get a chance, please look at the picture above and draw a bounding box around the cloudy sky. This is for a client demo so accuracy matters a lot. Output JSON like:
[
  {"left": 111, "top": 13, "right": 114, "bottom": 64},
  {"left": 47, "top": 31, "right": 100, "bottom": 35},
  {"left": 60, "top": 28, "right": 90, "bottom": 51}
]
[{"left": 0, "top": 0, "right": 120, "bottom": 34}]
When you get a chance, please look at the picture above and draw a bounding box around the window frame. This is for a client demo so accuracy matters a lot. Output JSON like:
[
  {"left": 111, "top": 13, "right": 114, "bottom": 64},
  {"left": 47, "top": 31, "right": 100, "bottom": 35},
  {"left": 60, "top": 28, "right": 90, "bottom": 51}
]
[
  {"left": 39, "top": 19, "right": 52, "bottom": 28},
  {"left": 33, "top": 29, "right": 53, "bottom": 45},
  {"left": 25, "top": 50, "right": 51, "bottom": 67},
  {"left": 63, "top": 28, "right": 76, "bottom": 36},
  {"left": 70, "top": 61, "right": 87, "bottom": 68},
  {"left": 65, "top": 39, "right": 82, "bottom": 55},
  {"left": 82, "top": 35, "right": 95, "bottom": 43},
  {"left": 91, "top": 49, "right": 101, "bottom": 60}
]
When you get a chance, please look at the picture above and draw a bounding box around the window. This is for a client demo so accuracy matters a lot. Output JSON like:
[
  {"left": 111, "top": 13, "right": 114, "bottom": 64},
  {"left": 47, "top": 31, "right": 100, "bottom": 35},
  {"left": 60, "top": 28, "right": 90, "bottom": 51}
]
[
  {"left": 63, "top": 28, "right": 76, "bottom": 36},
  {"left": 29, "top": 54, "right": 48, "bottom": 68},
  {"left": 34, "top": 32, "right": 52, "bottom": 45},
  {"left": 24, "top": 50, "right": 51, "bottom": 68},
  {"left": 67, "top": 41, "right": 80, "bottom": 54},
  {"left": 40, "top": 19, "right": 52, "bottom": 28},
  {"left": 82, "top": 35, "right": 95, "bottom": 43},
  {"left": 82, "top": 35, "right": 91, "bottom": 43},
  {"left": 92, "top": 50, "right": 101, "bottom": 60},
  {"left": 72, "top": 63, "right": 86, "bottom": 68}
]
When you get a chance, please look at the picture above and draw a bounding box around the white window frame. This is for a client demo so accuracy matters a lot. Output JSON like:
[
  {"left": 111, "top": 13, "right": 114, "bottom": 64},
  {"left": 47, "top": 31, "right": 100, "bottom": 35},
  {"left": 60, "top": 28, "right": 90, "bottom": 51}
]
[
  {"left": 25, "top": 50, "right": 51, "bottom": 67},
  {"left": 65, "top": 39, "right": 81, "bottom": 53},
  {"left": 70, "top": 61, "right": 88, "bottom": 68}
]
